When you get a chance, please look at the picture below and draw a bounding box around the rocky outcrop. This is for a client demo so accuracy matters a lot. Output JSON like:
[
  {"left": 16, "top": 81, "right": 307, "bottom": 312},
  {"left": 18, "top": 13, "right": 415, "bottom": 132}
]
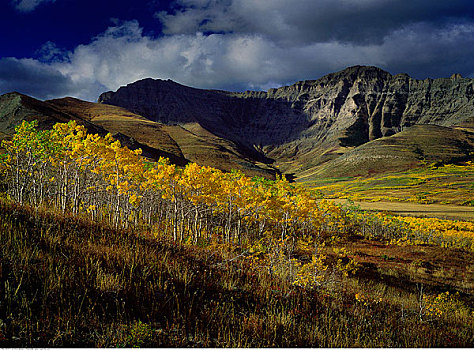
[
  {"left": 98, "top": 66, "right": 474, "bottom": 174},
  {"left": 99, "top": 79, "right": 310, "bottom": 151}
]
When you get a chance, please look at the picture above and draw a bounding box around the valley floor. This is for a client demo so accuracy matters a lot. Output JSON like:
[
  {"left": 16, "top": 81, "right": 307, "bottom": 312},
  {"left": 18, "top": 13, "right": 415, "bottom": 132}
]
[{"left": 332, "top": 199, "right": 474, "bottom": 221}]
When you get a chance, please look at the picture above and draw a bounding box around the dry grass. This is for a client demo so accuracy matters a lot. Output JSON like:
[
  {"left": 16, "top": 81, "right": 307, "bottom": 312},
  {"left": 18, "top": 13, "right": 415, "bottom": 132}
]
[
  {"left": 328, "top": 236, "right": 474, "bottom": 292},
  {"left": 48, "top": 97, "right": 185, "bottom": 157},
  {"left": 0, "top": 200, "right": 472, "bottom": 347}
]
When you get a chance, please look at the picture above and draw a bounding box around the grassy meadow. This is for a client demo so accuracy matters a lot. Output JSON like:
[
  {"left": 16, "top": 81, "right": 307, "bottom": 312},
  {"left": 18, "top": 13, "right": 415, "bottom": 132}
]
[
  {"left": 0, "top": 120, "right": 473, "bottom": 347},
  {"left": 304, "top": 162, "right": 474, "bottom": 207}
]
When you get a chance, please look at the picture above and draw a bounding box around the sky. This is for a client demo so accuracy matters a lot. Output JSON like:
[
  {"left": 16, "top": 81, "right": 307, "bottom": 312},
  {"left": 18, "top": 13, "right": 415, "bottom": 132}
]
[{"left": 1, "top": 0, "right": 474, "bottom": 102}]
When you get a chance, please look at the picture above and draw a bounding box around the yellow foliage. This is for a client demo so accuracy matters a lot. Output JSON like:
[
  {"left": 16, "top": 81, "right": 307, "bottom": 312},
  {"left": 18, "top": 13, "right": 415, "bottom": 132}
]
[
  {"left": 292, "top": 254, "right": 327, "bottom": 289},
  {"left": 423, "top": 291, "right": 467, "bottom": 318}
]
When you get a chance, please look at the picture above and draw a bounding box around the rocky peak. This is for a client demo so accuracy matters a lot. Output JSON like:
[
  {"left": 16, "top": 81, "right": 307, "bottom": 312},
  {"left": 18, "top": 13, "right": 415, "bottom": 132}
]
[
  {"left": 98, "top": 78, "right": 192, "bottom": 103},
  {"left": 323, "top": 65, "right": 391, "bottom": 82}
]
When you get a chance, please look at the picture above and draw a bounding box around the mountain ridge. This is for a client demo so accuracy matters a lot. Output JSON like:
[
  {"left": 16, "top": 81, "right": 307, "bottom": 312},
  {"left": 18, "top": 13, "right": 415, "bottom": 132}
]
[
  {"left": 98, "top": 65, "right": 474, "bottom": 178},
  {"left": 0, "top": 92, "right": 192, "bottom": 166}
]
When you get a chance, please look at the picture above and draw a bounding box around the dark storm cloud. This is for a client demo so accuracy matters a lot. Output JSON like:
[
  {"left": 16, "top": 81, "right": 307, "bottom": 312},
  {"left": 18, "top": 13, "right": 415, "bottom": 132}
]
[
  {"left": 376, "top": 21, "right": 474, "bottom": 79},
  {"left": 0, "top": 57, "right": 102, "bottom": 100},
  {"left": 157, "top": 0, "right": 474, "bottom": 45}
]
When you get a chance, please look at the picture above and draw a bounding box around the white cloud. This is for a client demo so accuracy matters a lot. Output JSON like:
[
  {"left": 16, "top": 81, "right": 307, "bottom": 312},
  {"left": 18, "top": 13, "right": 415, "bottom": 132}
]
[
  {"left": 36, "top": 41, "right": 68, "bottom": 62},
  {"left": 11, "top": 0, "right": 56, "bottom": 12}
]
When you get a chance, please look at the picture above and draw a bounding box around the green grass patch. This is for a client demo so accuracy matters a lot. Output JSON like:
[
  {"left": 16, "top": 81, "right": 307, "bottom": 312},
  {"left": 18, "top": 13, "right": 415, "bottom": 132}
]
[{"left": 306, "top": 162, "right": 474, "bottom": 206}]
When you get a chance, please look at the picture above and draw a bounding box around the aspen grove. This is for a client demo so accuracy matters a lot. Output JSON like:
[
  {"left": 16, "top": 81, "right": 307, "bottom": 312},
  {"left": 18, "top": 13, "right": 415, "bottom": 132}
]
[
  {"left": 1, "top": 120, "right": 473, "bottom": 289},
  {"left": 0, "top": 121, "right": 345, "bottom": 250}
]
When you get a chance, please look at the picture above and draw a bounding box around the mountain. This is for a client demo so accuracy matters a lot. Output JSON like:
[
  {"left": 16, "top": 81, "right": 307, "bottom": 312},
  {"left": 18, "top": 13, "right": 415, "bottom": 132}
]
[
  {"left": 47, "top": 97, "right": 188, "bottom": 166},
  {"left": 0, "top": 91, "right": 277, "bottom": 178},
  {"left": 1, "top": 66, "right": 473, "bottom": 181},
  {"left": 0, "top": 92, "right": 102, "bottom": 138},
  {"left": 98, "top": 65, "right": 474, "bottom": 178}
]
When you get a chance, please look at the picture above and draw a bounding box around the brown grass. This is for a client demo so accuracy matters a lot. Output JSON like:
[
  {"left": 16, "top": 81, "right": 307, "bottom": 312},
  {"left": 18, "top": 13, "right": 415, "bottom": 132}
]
[
  {"left": 48, "top": 98, "right": 276, "bottom": 179},
  {"left": 328, "top": 236, "right": 474, "bottom": 292}
]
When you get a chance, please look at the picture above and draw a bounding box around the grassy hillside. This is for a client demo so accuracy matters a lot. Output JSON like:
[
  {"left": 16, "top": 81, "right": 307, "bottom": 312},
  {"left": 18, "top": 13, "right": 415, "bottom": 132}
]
[
  {"left": 0, "top": 93, "right": 183, "bottom": 165},
  {"left": 0, "top": 199, "right": 473, "bottom": 347},
  {"left": 0, "top": 93, "right": 102, "bottom": 139},
  {"left": 48, "top": 97, "right": 277, "bottom": 179},
  {"left": 48, "top": 97, "right": 186, "bottom": 159},
  {"left": 297, "top": 124, "right": 474, "bottom": 180}
]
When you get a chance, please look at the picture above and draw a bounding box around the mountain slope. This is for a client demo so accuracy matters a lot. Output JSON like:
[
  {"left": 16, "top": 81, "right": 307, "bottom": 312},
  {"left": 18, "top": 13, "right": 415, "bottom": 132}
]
[
  {"left": 297, "top": 124, "right": 474, "bottom": 180},
  {"left": 0, "top": 93, "right": 184, "bottom": 164},
  {"left": 47, "top": 97, "right": 277, "bottom": 178},
  {"left": 1, "top": 66, "right": 473, "bottom": 181},
  {"left": 98, "top": 66, "right": 474, "bottom": 177},
  {"left": 0, "top": 92, "right": 103, "bottom": 138},
  {"left": 47, "top": 97, "right": 188, "bottom": 166}
]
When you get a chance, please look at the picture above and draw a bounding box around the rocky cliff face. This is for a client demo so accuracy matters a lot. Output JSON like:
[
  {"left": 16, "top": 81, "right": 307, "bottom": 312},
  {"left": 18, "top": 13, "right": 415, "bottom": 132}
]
[
  {"left": 99, "top": 79, "right": 310, "bottom": 151},
  {"left": 99, "top": 66, "right": 474, "bottom": 173}
]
